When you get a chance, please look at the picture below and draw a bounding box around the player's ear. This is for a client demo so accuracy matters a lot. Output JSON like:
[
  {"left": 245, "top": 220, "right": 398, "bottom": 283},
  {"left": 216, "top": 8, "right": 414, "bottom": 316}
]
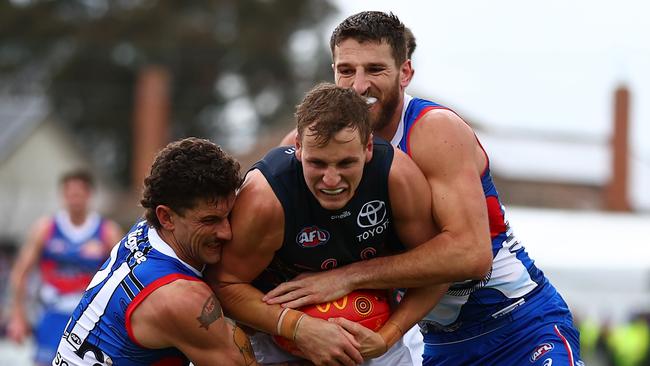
[
  {"left": 400, "top": 59, "right": 413, "bottom": 88},
  {"left": 156, "top": 205, "right": 175, "bottom": 231},
  {"left": 294, "top": 137, "right": 303, "bottom": 161},
  {"left": 365, "top": 134, "right": 374, "bottom": 163}
]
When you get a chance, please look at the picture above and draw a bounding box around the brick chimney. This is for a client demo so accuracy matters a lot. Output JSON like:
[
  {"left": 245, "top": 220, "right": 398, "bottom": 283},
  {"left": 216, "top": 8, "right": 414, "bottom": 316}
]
[
  {"left": 131, "top": 65, "right": 171, "bottom": 192},
  {"left": 605, "top": 85, "right": 631, "bottom": 211}
]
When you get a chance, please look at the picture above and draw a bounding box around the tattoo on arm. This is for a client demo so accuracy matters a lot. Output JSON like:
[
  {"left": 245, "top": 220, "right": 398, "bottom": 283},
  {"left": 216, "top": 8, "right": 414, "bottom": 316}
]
[
  {"left": 232, "top": 324, "right": 257, "bottom": 365},
  {"left": 196, "top": 294, "right": 222, "bottom": 330}
]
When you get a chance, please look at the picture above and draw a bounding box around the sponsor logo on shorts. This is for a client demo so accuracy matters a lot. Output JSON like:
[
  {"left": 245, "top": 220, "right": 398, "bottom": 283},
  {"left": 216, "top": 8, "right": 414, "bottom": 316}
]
[
  {"left": 296, "top": 226, "right": 330, "bottom": 247},
  {"left": 530, "top": 343, "right": 554, "bottom": 362}
]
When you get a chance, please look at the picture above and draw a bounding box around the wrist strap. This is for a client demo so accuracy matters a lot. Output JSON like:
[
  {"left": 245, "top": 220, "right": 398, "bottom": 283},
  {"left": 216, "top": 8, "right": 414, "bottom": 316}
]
[
  {"left": 293, "top": 314, "right": 307, "bottom": 341},
  {"left": 276, "top": 308, "right": 304, "bottom": 339},
  {"left": 378, "top": 320, "right": 404, "bottom": 349}
]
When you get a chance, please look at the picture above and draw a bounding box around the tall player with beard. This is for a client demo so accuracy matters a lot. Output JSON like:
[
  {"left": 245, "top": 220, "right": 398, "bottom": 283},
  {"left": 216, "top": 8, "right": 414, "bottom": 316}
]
[{"left": 271, "top": 11, "right": 583, "bottom": 366}]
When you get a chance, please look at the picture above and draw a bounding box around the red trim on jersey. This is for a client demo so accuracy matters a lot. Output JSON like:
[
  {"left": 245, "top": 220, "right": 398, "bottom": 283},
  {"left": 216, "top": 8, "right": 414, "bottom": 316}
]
[
  {"left": 485, "top": 196, "right": 507, "bottom": 240},
  {"left": 554, "top": 324, "right": 575, "bottom": 365},
  {"left": 404, "top": 105, "right": 491, "bottom": 177},
  {"left": 125, "top": 273, "right": 202, "bottom": 348},
  {"left": 405, "top": 106, "right": 443, "bottom": 157}
]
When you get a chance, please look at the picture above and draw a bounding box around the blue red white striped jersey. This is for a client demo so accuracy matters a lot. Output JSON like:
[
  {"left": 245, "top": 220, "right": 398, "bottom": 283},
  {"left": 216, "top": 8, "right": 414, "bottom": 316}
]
[
  {"left": 39, "top": 211, "right": 110, "bottom": 313},
  {"left": 53, "top": 220, "right": 199, "bottom": 366},
  {"left": 392, "top": 94, "right": 551, "bottom": 342}
]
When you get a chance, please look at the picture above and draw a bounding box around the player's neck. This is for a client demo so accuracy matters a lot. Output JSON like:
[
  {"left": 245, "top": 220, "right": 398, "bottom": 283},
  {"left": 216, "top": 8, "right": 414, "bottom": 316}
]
[
  {"left": 68, "top": 210, "right": 88, "bottom": 226},
  {"left": 374, "top": 99, "right": 404, "bottom": 141},
  {"left": 157, "top": 229, "right": 203, "bottom": 272}
]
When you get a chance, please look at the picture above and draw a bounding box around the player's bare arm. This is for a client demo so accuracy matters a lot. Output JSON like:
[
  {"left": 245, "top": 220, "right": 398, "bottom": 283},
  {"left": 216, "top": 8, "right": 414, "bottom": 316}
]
[
  {"left": 332, "top": 110, "right": 492, "bottom": 289},
  {"left": 130, "top": 279, "right": 258, "bottom": 366},
  {"left": 341, "top": 119, "right": 493, "bottom": 288},
  {"left": 7, "top": 217, "right": 50, "bottom": 343},
  {"left": 367, "top": 147, "right": 450, "bottom": 354},
  {"left": 405, "top": 109, "right": 493, "bottom": 280},
  {"left": 206, "top": 169, "right": 288, "bottom": 332},
  {"left": 207, "top": 170, "right": 365, "bottom": 366}
]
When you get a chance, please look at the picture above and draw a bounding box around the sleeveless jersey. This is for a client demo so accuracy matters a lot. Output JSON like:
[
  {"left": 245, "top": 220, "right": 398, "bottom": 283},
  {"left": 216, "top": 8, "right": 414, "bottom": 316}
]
[
  {"left": 393, "top": 94, "right": 551, "bottom": 343},
  {"left": 39, "top": 211, "right": 110, "bottom": 313},
  {"left": 54, "top": 221, "right": 200, "bottom": 366},
  {"left": 251, "top": 139, "right": 404, "bottom": 291}
]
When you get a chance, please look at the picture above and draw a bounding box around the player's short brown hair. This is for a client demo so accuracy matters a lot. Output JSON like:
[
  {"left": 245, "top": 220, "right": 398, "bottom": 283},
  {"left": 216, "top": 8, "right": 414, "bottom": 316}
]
[
  {"left": 330, "top": 11, "right": 407, "bottom": 66},
  {"left": 295, "top": 83, "right": 371, "bottom": 147}
]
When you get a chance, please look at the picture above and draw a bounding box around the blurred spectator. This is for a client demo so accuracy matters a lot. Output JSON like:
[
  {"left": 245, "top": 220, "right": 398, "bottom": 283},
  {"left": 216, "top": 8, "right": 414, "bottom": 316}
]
[
  {"left": 0, "top": 244, "right": 17, "bottom": 337},
  {"left": 606, "top": 313, "right": 650, "bottom": 366},
  {"left": 6, "top": 169, "right": 122, "bottom": 366}
]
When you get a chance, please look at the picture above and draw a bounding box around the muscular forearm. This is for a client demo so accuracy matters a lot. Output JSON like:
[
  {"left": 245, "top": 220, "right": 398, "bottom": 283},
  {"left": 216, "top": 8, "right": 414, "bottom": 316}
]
[
  {"left": 348, "top": 232, "right": 491, "bottom": 290},
  {"left": 215, "top": 283, "right": 285, "bottom": 334},
  {"left": 384, "top": 284, "right": 448, "bottom": 337},
  {"left": 368, "top": 284, "right": 448, "bottom": 358}
]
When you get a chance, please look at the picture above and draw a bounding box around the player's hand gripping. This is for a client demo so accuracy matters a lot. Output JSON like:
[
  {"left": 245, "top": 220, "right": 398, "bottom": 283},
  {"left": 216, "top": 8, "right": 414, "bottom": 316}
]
[
  {"left": 294, "top": 315, "right": 364, "bottom": 366},
  {"left": 263, "top": 269, "right": 352, "bottom": 309},
  {"left": 329, "top": 318, "right": 388, "bottom": 360}
]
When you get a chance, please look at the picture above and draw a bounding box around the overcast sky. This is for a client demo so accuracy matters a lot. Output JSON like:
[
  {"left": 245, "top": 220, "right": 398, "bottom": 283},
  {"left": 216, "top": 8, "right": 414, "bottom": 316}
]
[{"left": 329, "top": 0, "right": 650, "bottom": 209}]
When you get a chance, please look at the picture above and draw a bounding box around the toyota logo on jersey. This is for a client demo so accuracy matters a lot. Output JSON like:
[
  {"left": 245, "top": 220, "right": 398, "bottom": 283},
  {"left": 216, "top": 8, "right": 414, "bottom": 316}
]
[
  {"left": 357, "top": 200, "right": 387, "bottom": 228},
  {"left": 296, "top": 226, "right": 330, "bottom": 248}
]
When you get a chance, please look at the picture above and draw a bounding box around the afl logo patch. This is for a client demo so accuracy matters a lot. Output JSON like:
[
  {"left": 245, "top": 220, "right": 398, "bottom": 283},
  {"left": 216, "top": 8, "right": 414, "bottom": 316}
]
[
  {"left": 296, "top": 226, "right": 330, "bottom": 248},
  {"left": 357, "top": 200, "right": 387, "bottom": 228},
  {"left": 530, "top": 343, "right": 554, "bottom": 362}
]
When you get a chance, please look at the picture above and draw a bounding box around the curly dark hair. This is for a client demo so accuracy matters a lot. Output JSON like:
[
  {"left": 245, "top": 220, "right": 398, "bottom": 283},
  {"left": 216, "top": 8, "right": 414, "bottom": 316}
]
[
  {"left": 295, "top": 82, "right": 371, "bottom": 147},
  {"left": 140, "top": 137, "right": 242, "bottom": 229},
  {"left": 330, "top": 11, "right": 407, "bottom": 66}
]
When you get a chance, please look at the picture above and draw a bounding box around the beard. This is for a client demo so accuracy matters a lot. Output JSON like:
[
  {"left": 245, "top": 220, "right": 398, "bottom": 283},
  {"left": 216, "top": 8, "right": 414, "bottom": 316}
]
[{"left": 371, "top": 77, "right": 401, "bottom": 132}]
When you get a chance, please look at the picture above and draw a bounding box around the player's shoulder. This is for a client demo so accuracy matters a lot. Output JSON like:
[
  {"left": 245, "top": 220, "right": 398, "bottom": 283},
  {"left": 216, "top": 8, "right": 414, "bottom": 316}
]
[
  {"left": 31, "top": 216, "right": 55, "bottom": 237},
  {"left": 142, "top": 277, "right": 212, "bottom": 319},
  {"left": 409, "top": 106, "right": 477, "bottom": 153},
  {"left": 418, "top": 107, "right": 473, "bottom": 134},
  {"left": 236, "top": 169, "right": 282, "bottom": 219}
]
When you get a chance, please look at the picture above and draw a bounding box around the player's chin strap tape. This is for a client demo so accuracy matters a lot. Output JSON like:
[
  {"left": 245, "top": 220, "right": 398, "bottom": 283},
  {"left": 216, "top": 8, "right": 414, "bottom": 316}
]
[{"left": 277, "top": 308, "right": 306, "bottom": 340}]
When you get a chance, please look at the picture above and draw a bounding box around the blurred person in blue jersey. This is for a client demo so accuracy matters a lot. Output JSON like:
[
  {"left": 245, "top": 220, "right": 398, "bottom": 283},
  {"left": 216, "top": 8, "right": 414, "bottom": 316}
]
[
  {"left": 7, "top": 169, "right": 122, "bottom": 366},
  {"left": 51, "top": 137, "right": 257, "bottom": 365},
  {"left": 271, "top": 11, "right": 583, "bottom": 366}
]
